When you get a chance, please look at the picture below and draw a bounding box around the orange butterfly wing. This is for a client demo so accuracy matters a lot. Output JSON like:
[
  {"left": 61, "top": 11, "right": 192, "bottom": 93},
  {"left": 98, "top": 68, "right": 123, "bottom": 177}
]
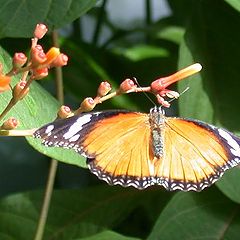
[
  {"left": 154, "top": 117, "right": 237, "bottom": 191},
  {"left": 82, "top": 112, "right": 156, "bottom": 189},
  {"left": 34, "top": 110, "right": 240, "bottom": 191}
]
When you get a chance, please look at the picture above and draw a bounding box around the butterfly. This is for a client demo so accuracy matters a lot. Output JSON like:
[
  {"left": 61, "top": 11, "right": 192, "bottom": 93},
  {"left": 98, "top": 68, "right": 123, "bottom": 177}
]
[{"left": 34, "top": 106, "right": 240, "bottom": 191}]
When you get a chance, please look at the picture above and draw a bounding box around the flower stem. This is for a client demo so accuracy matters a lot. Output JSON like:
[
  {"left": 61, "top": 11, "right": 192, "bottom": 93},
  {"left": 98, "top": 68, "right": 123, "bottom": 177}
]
[{"left": 33, "top": 160, "right": 58, "bottom": 240}]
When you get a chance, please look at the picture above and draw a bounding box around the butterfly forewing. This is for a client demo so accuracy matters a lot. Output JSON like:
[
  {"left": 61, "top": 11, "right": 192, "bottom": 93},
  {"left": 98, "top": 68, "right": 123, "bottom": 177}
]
[{"left": 82, "top": 112, "right": 156, "bottom": 189}]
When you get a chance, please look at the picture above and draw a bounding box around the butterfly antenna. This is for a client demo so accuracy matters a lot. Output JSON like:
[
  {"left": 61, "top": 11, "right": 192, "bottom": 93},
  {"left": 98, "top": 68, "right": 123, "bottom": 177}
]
[{"left": 133, "top": 77, "right": 156, "bottom": 106}]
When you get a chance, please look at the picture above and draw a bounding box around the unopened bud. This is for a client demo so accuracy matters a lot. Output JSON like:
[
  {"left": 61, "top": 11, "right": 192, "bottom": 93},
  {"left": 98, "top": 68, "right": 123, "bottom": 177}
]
[
  {"left": 1, "top": 117, "right": 19, "bottom": 130},
  {"left": 42, "top": 47, "right": 60, "bottom": 66},
  {"left": 13, "top": 53, "right": 27, "bottom": 68},
  {"left": 34, "top": 23, "right": 48, "bottom": 39},
  {"left": 32, "top": 67, "right": 48, "bottom": 80},
  {"left": 13, "top": 80, "right": 29, "bottom": 100},
  {"left": 50, "top": 53, "right": 68, "bottom": 68},
  {"left": 31, "top": 47, "right": 47, "bottom": 65},
  {"left": 97, "top": 81, "right": 111, "bottom": 97},
  {"left": 118, "top": 78, "right": 136, "bottom": 93},
  {"left": 58, "top": 105, "right": 73, "bottom": 119},
  {"left": 76, "top": 97, "right": 96, "bottom": 114},
  {"left": 35, "top": 44, "right": 44, "bottom": 52}
]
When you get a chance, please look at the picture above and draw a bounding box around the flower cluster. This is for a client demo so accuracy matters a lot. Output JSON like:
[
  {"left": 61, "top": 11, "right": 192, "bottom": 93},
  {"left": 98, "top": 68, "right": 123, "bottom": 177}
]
[
  {"left": 57, "top": 63, "right": 202, "bottom": 118},
  {"left": 0, "top": 23, "right": 68, "bottom": 130},
  {"left": 0, "top": 22, "right": 202, "bottom": 135}
]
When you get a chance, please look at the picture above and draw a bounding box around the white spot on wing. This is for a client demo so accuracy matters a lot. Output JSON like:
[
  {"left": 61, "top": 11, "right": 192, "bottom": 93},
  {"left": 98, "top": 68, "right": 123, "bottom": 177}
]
[
  {"left": 69, "top": 134, "right": 80, "bottom": 142},
  {"left": 63, "top": 114, "right": 92, "bottom": 139},
  {"left": 45, "top": 125, "right": 54, "bottom": 134},
  {"left": 218, "top": 129, "right": 240, "bottom": 157}
]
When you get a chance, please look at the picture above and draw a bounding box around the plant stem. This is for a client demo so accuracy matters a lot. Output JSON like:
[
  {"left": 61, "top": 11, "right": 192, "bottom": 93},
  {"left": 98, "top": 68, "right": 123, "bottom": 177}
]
[
  {"left": 92, "top": 0, "right": 107, "bottom": 45},
  {"left": 0, "top": 74, "right": 33, "bottom": 122},
  {"left": 145, "top": 0, "right": 152, "bottom": 26},
  {"left": 34, "top": 160, "right": 58, "bottom": 240},
  {"left": 145, "top": 0, "right": 152, "bottom": 43},
  {"left": 33, "top": 30, "right": 63, "bottom": 240}
]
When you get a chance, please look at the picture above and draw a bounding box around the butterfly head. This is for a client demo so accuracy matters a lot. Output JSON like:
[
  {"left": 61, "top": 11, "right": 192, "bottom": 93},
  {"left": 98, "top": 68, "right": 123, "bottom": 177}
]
[{"left": 149, "top": 106, "right": 165, "bottom": 126}]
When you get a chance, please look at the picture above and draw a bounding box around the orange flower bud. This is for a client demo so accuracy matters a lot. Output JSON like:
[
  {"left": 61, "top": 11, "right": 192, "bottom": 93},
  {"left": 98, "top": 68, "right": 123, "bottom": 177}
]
[
  {"left": 32, "top": 67, "right": 48, "bottom": 80},
  {"left": 0, "top": 75, "right": 11, "bottom": 92},
  {"left": 97, "top": 81, "right": 111, "bottom": 97},
  {"left": 34, "top": 23, "right": 48, "bottom": 39},
  {"left": 13, "top": 53, "right": 27, "bottom": 68},
  {"left": 13, "top": 80, "right": 29, "bottom": 100},
  {"left": 57, "top": 105, "right": 73, "bottom": 118},
  {"left": 42, "top": 47, "right": 60, "bottom": 66},
  {"left": 1, "top": 117, "right": 19, "bottom": 130},
  {"left": 118, "top": 78, "right": 136, "bottom": 93},
  {"left": 50, "top": 53, "right": 68, "bottom": 67}
]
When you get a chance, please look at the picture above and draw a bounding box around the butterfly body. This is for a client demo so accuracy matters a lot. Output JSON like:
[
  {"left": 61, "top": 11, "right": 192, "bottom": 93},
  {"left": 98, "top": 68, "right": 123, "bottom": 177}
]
[{"left": 34, "top": 107, "right": 240, "bottom": 191}]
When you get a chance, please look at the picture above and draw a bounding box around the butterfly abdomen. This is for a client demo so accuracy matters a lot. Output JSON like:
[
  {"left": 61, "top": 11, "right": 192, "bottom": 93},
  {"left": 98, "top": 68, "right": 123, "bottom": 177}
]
[{"left": 149, "top": 107, "right": 166, "bottom": 158}]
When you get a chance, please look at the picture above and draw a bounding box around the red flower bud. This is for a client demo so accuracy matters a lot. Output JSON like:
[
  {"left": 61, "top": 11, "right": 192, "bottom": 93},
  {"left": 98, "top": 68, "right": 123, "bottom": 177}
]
[
  {"left": 34, "top": 23, "right": 48, "bottom": 39},
  {"left": 50, "top": 53, "right": 68, "bottom": 68},
  {"left": 13, "top": 53, "right": 27, "bottom": 68},
  {"left": 35, "top": 44, "right": 44, "bottom": 52},
  {"left": 97, "top": 81, "right": 111, "bottom": 97},
  {"left": 31, "top": 47, "right": 47, "bottom": 65},
  {"left": 32, "top": 67, "right": 48, "bottom": 80},
  {"left": 118, "top": 79, "right": 136, "bottom": 93}
]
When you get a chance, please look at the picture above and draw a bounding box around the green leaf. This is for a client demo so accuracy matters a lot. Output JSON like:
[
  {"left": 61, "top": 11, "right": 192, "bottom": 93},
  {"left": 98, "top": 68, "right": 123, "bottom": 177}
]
[
  {"left": 216, "top": 167, "right": 240, "bottom": 204},
  {"left": 0, "top": 46, "right": 86, "bottom": 168},
  {"left": 156, "top": 26, "right": 185, "bottom": 45},
  {"left": 178, "top": 40, "right": 214, "bottom": 122},
  {"left": 79, "top": 230, "right": 141, "bottom": 240},
  {"left": 177, "top": 0, "right": 240, "bottom": 200},
  {"left": 0, "top": 186, "right": 170, "bottom": 240},
  {"left": 0, "top": 0, "right": 97, "bottom": 38},
  {"left": 224, "top": 0, "right": 240, "bottom": 12},
  {"left": 178, "top": 0, "right": 240, "bottom": 132},
  {"left": 112, "top": 45, "right": 169, "bottom": 62},
  {"left": 148, "top": 189, "right": 240, "bottom": 240}
]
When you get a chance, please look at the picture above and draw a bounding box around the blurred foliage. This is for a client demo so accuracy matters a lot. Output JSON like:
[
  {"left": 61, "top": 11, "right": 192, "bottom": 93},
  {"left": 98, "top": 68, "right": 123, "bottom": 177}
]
[{"left": 0, "top": 0, "right": 240, "bottom": 239}]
